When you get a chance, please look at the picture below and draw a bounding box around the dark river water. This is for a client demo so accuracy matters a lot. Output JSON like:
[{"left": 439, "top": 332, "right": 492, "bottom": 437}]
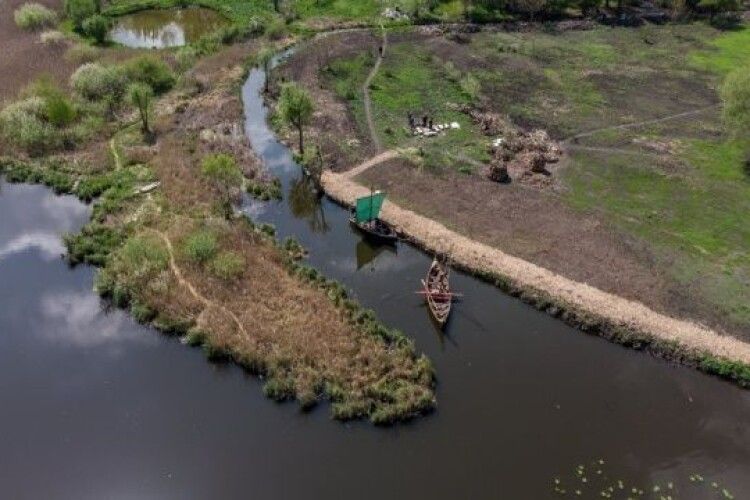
[{"left": 1, "top": 55, "right": 749, "bottom": 500}]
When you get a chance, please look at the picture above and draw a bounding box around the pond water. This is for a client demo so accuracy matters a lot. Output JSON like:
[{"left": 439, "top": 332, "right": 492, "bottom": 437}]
[
  {"left": 1, "top": 47, "right": 749, "bottom": 499},
  {"left": 108, "top": 8, "right": 228, "bottom": 48}
]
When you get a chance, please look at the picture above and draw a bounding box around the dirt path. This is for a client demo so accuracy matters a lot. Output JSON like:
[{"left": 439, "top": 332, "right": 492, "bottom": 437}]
[
  {"left": 363, "top": 26, "right": 387, "bottom": 152},
  {"left": 565, "top": 144, "right": 663, "bottom": 158},
  {"left": 147, "top": 228, "right": 249, "bottom": 340},
  {"left": 344, "top": 149, "right": 398, "bottom": 178},
  {"left": 322, "top": 160, "right": 750, "bottom": 366},
  {"left": 110, "top": 137, "right": 122, "bottom": 170},
  {"left": 563, "top": 106, "right": 717, "bottom": 143}
]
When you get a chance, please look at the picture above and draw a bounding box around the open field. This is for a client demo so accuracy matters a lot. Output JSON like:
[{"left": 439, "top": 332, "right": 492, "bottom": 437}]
[{"left": 287, "top": 22, "right": 750, "bottom": 339}]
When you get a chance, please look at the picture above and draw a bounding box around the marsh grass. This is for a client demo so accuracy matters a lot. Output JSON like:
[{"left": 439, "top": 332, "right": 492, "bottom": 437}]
[{"left": 3, "top": 41, "right": 436, "bottom": 424}]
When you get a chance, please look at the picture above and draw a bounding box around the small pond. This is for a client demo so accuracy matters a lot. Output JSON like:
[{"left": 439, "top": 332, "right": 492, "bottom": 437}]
[{"left": 108, "top": 7, "right": 228, "bottom": 48}]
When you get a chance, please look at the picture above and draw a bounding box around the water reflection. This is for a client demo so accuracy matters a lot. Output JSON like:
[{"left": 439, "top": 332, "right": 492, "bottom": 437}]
[
  {"left": 287, "top": 174, "right": 329, "bottom": 233},
  {"left": 108, "top": 8, "right": 228, "bottom": 49},
  {"left": 355, "top": 238, "right": 396, "bottom": 270},
  {"left": 0, "top": 181, "right": 89, "bottom": 262}
]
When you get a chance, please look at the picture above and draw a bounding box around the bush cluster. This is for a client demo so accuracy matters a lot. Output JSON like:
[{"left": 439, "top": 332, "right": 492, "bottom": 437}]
[
  {"left": 70, "top": 62, "right": 127, "bottom": 102},
  {"left": 183, "top": 230, "right": 218, "bottom": 264},
  {"left": 0, "top": 97, "right": 60, "bottom": 155},
  {"left": 64, "top": 0, "right": 97, "bottom": 30},
  {"left": 14, "top": 3, "right": 57, "bottom": 30},
  {"left": 82, "top": 14, "right": 110, "bottom": 44}
]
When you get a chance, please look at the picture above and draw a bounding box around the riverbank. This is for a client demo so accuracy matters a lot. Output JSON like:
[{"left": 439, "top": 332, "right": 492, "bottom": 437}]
[{"left": 322, "top": 168, "right": 750, "bottom": 387}]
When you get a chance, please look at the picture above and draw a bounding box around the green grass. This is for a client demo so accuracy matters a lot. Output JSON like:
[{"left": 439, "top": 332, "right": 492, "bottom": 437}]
[
  {"left": 291, "top": 0, "right": 382, "bottom": 21},
  {"left": 338, "top": 43, "right": 489, "bottom": 171},
  {"left": 689, "top": 26, "right": 750, "bottom": 76},
  {"left": 103, "top": 0, "right": 273, "bottom": 24},
  {"left": 563, "top": 143, "right": 750, "bottom": 327}
]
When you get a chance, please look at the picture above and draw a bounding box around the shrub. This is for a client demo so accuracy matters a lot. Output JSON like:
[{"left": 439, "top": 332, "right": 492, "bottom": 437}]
[
  {"left": 121, "top": 55, "right": 175, "bottom": 94},
  {"left": 210, "top": 251, "right": 245, "bottom": 280},
  {"left": 118, "top": 235, "right": 169, "bottom": 277},
  {"left": 0, "top": 97, "right": 59, "bottom": 154},
  {"left": 27, "top": 78, "right": 77, "bottom": 127},
  {"left": 127, "top": 82, "right": 153, "bottom": 136},
  {"left": 460, "top": 73, "right": 481, "bottom": 101},
  {"left": 183, "top": 230, "right": 218, "bottom": 264},
  {"left": 70, "top": 62, "right": 126, "bottom": 102},
  {"left": 65, "top": 43, "right": 99, "bottom": 63},
  {"left": 14, "top": 3, "right": 57, "bottom": 30},
  {"left": 201, "top": 153, "right": 242, "bottom": 216},
  {"left": 40, "top": 30, "right": 65, "bottom": 45},
  {"left": 82, "top": 14, "right": 109, "bottom": 44},
  {"left": 64, "top": 0, "right": 97, "bottom": 30},
  {"left": 64, "top": 223, "right": 124, "bottom": 265},
  {"left": 174, "top": 47, "right": 198, "bottom": 73},
  {"left": 264, "top": 17, "right": 287, "bottom": 40}
]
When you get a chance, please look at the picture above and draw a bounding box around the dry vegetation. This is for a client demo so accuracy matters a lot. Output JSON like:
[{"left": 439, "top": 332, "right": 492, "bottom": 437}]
[{"left": 0, "top": 29, "right": 436, "bottom": 423}]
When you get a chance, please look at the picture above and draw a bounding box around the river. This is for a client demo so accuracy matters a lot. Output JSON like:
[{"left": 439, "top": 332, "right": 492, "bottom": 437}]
[{"left": 0, "top": 54, "right": 748, "bottom": 499}]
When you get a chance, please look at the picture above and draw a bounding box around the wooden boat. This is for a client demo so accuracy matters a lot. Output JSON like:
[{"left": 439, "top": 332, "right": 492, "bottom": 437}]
[
  {"left": 421, "top": 258, "right": 453, "bottom": 326},
  {"left": 349, "top": 190, "right": 398, "bottom": 244}
]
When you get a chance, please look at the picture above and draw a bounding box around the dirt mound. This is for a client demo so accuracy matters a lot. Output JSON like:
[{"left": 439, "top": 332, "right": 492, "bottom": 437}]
[{"left": 466, "top": 109, "right": 562, "bottom": 187}]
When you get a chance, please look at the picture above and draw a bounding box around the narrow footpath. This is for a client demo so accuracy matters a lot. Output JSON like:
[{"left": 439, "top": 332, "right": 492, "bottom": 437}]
[{"left": 363, "top": 26, "right": 388, "bottom": 152}]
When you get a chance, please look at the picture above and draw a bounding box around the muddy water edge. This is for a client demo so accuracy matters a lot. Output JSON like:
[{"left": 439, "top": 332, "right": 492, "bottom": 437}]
[{"left": 0, "top": 54, "right": 748, "bottom": 500}]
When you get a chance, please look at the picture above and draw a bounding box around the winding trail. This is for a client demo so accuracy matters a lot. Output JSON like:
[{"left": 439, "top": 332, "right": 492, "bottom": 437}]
[
  {"left": 363, "top": 25, "right": 387, "bottom": 152},
  {"left": 563, "top": 106, "right": 717, "bottom": 143},
  {"left": 565, "top": 144, "right": 665, "bottom": 158},
  {"left": 147, "top": 228, "right": 249, "bottom": 340},
  {"left": 110, "top": 137, "right": 122, "bottom": 170}
]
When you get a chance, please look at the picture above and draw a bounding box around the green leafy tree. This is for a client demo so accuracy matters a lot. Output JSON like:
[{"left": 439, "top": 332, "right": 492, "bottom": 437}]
[
  {"left": 278, "top": 83, "right": 314, "bottom": 155},
  {"left": 82, "top": 14, "right": 109, "bottom": 45},
  {"left": 127, "top": 82, "right": 153, "bottom": 138},
  {"left": 201, "top": 153, "right": 243, "bottom": 217},
  {"left": 64, "top": 0, "right": 97, "bottom": 30},
  {"left": 122, "top": 55, "right": 176, "bottom": 94}
]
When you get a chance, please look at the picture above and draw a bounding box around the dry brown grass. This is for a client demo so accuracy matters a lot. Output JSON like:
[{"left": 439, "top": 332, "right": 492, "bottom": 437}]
[{"left": 107, "top": 44, "right": 436, "bottom": 422}]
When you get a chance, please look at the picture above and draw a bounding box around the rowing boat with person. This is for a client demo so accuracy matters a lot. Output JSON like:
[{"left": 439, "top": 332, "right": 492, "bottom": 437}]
[{"left": 420, "top": 257, "right": 457, "bottom": 326}]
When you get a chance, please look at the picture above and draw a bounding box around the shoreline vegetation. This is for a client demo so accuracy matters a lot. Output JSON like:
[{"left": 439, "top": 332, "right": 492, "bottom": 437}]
[{"left": 2, "top": 0, "right": 750, "bottom": 425}]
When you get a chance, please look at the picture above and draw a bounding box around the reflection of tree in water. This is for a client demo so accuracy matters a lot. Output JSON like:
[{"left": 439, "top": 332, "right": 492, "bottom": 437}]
[{"left": 288, "top": 174, "right": 329, "bottom": 233}]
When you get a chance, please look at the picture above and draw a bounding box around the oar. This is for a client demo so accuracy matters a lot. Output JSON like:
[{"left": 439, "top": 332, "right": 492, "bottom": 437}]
[{"left": 414, "top": 291, "right": 464, "bottom": 298}]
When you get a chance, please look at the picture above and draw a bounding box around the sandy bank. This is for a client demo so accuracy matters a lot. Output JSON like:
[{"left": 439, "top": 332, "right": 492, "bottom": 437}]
[{"left": 322, "top": 169, "right": 750, "bottom": 372}]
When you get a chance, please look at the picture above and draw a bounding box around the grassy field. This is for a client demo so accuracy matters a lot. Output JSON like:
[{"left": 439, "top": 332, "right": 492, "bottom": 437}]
[
  {"left": 318, "top": 22, "right": 750, "bottom": 335},
  {"left": 326, "top": 40, "right": 490, "bottom": 172}
]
